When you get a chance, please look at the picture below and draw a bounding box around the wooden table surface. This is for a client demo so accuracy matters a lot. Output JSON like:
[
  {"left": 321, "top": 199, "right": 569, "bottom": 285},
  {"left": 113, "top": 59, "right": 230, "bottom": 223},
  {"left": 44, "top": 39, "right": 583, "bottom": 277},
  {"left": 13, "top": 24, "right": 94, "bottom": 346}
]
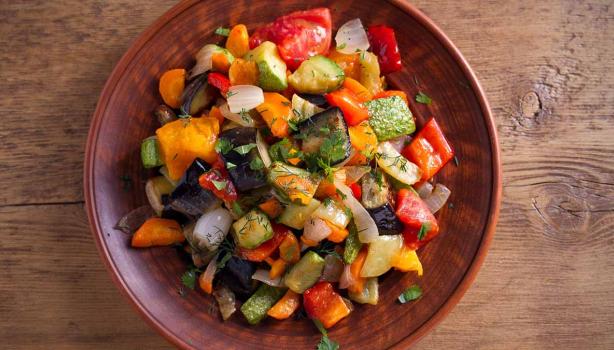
[{"left": 1, "top": 0, "right": 612, "bottom": 349}]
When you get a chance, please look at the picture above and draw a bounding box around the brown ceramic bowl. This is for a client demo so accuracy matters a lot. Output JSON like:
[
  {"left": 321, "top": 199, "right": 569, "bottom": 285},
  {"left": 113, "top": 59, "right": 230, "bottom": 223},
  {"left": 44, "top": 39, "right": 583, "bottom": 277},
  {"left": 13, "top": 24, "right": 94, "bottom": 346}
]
[{"left": 84, "top": 0, "right": 501, "bottom": 348}]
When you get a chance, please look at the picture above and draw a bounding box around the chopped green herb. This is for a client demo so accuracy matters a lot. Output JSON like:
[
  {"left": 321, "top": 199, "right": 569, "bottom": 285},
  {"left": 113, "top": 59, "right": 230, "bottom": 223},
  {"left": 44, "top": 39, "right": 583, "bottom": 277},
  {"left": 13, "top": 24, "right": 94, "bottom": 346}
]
[
  {"left": 233, "top": 143, "right": 257, "bottom": 155},
  {"left": 314, "top": 319, "right": 339, "bottom": 350},
  {"left": 415, "top": 92, "right": 432, "bottom": 105},
  {"left": 288, "top": 119, "right": 299, "bottom": 132},
  {"left": 212, "top": 179, "right": 227, "bottom": 191},
  {"left": 417, "top": 222, "right": 430, "bottom": 241},
  {"left": 226, "top": 162, "right": 237, "bottom": 169},
  {"left": 335, "top": 188, "right": 347, "bottom": 200},
  {"left": 319, "top": 126, "right": 330, "bottom": 134},
  {"left": 336, "top": 43, "right": 347, "bottom": 50},
  {"left": 398, "top": 284, "right": 422, "bottom": 303},
  {"left": 231, "top": 201, "right": 245, "bottom": 217},
  {"left": 214, "top": 27, "right": 230, "bottom": 36},
  {"left": 215, "top": 138, "right": 234, "bottom": 154},
  {"left": 249, "top": 157, "right": 265, "bottom": 170},
  {"left": 180, "top": 266, "right": 200, "bottom": 290},
  {"left": 225, "top": 91, "right": 237, "bottom": 98},
  {"left": 216, "top": 251, "right": 232, "bottom": 270}
]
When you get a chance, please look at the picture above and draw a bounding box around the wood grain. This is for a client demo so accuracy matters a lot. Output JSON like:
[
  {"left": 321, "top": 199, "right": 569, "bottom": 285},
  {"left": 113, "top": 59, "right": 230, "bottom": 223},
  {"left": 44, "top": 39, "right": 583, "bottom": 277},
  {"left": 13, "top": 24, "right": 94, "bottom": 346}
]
[{"left": 0, "top": 0, "right": 612, "bottom": 349}]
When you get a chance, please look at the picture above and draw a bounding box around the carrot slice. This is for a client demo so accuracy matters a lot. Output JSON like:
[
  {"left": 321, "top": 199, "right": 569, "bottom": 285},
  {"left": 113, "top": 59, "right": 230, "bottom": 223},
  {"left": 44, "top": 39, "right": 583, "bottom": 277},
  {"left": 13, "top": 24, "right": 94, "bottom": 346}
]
[{"left": 158, "top": 69, "right": 186, "bottom": 108}]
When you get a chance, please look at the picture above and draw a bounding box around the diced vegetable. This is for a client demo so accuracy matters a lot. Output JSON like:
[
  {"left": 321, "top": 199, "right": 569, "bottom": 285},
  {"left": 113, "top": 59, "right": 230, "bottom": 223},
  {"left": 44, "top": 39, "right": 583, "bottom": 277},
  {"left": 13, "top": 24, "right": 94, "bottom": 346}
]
[
  {"left": 167, "top": 158, "right": 219, "bottom": 216},
  {"left": 198, "top": 167, "right": 238, "bottom": 203},
  {"left": 325, "top": 87, "right": 369, "bottom": 126},
  {"left": 423, "top": 183, "right": 451, "bottom": 214},
  {"left": 347, "top": 248, "right": 367, "bottom": 293},
  {"left": 303, "top": 217, "right": 332, "bottom": 243},
  {"left": 269, "top": 258, "right": 287, "bottom": 279},
  {"left": 212, "top": 51, "right": 233, "bottom": 73},
  {"left": 258, "top": 197, "right": 283, "bottom": 218},
  {"left": 358, "top": 51, "right": 383, "bottom": 96},
  {"left": 249, "top": 8, "right": 332, "bottom": 71},
  {"left": 277, "top": 198, "right": 321, "bottom": 230},
  {"left": 348, "top": 277, "right": 379, "bottom": 305},
  {"left": 367, "top": 203, "right": 403, "bottom": 235},
  {"left": 190, "top": 44, "right": 234, "bottom": 79},
  {"left": 219, "top": 256, "right": 258, "bottom": 300},
  {"left": 193, "top": 207, "right": 233, "bottom": 251},
  {"left": 396, "top": 189, "right": 440, "bottom": 248},
  {"left": 343, "top": 220, "right": 363, "bottom": 264},
  {"left": 298, "top": 108, "right": 352, "bottom": 166},
  {"left": 284, "top": 251, "right": 325, "bottom": 293},
  {"left": 227, "top": 85, "right": 264, "bottom": 113},
  {"left": 321, "top": 254, "right": 344, "bottom": 282},
  {"left": 268, "top": 138, "right": 301, "bottom": 166},
  {"left": 114, "top": 205, "right": 154, "bottom": 235},
  {"left": 365, "top": 96, "right": 414, "bottom": 141},
  {"left": 226, "top": 24, "right": 250, "bottom": 58},
  {"left": 392, "top": 245, "right": 423, "bottom": 275},
  {"left": 376, "top": 141, "right": 422, "bottom": 186},
  {"left": 279, "top": 232, "right": 301, "bottom": 263},
  {"left": 343, "top": 165, "right": 370, "bottom": 185},
  {"left": 268, "top": 162, "right": 320, "bottom": 205},
  {"left": 314, "top": 169, "right": 346, "bottom": 199},
  {"left": 288, "top": 55, "right": 344, "bottom": 94},
  {"left": 348, "top": 121, "right": 377, "bottom": 161},
  {"left": 208, "top": 105, "right": 225, "bottom": 125},
  {"left": 207, "top": 72, "right": 231, "bottom": 96},
  {"left": 232, "top": 209, "right": 274, "bottom": 249},
  {"left": 303, "top": 281, "right": 352, "bottom": 328},
  {"left": 252, "top": 269, "right": 284, "bottom": 287},
  {"left": 361, "top": 171, "right": 403, "bottom": 235},
  {"left": 342, "top": 77, "right": 372, "bottom": 102},
  {"left": 291, "top": 94, "right": 324, "bottom": 122},
  {"left": 158, "top": 68, "right": 186, "bottom": 108},
  {"left": 240, "top": 283, "right": 286, "bottom": 325},
  {"left": 199, "top": 254, "right": 218, "bottom": 294},
  {"left": 367, "top": 25, "right": 402, "bottom": 74},
  {"left": 312, "top": 199, "right": 351, "bottom": 228},
  {"left": 335, "top": 18, "right": 370, "bottom": 54},
  {"left": 228, "top": 58, "right": 259, "bottom": 86},
  {"left": 145, "top": 176, "right": 175, "bottom": 216},
  {"left": 238, "top": 223, "right": 289, "bottom": 261},
  {"left": 140, "top": 136, "right": 164, "bottom": 169},
  {"left": 219, "top": 102, "right": 256, "bottom": 127},
  {"left": 267, "top": 290, "right": 301, "bottom": 320},
  {"left": 131, "top": 218, "right": 184, "bottom": 248},
  {"left": 180, "top": 74, "right": 216, "bottom": 115},
  {"left": 256, "top": 92, "right": 293, "bottom": 138},
  {"left": 334, "top": 182, "right": 379, "bottom": 243},
  {"left": 327, "top": 50, "right": 360, "bottom": 80},
  {"left": 154, "top": 104, "right": 177, "bottom": 125},
  {"left": 156, "top": 116, "right": 220, "bottom": 180},
  {"left": 245, "top": 41, "right": 288, "bottom": 91},
  {"left": 213, "top": 285, "right": 237, "bottom": 321},
  {"left": 373, "top": 90, "right": 408, "bottom": 104},
  {"left": 402, "top": 117, "right": 455, "bottom": 181},
  {"left": 218, "top": 127, "right": 268, "bottom": 192},
  {"left": 360, "top": 234, "right": 403, "bottom": 277}
]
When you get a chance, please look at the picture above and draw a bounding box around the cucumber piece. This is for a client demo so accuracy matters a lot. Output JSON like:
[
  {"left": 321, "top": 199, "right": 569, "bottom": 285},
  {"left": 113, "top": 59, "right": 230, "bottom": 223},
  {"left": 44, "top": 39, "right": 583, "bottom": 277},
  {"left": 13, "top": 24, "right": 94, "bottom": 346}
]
[
  {"left": 348, "top": 277, "right": 379, "bottom": 305},
  {"left": 284, "top": 251, "right": 326, "bottom": 293},
  {"left": 245, "top": 41, "right": 287, "bottom": 91},
  {"left": 297, "top": 108, "right": 352, "bottom": 166},
  {"left": 365, "top": 96, "right": 415, "bottom": 141},
  {"left": 240, "top": 284, "right": 286, "bottom": 325},
  {"left": 343, "top": 220, "right": 362, "bottom": 264},
  {"left": 375, "top": 142, "right": 422, "bottom": 186},
  {"left": 360, "top": 234, "right": 403, "bottom": 277},
  {"left": 277, "top": 198, "right": 321, "bottom": 230},
  {"left": 231, "top": 209, "right": 274, "bottom": 249},
  {"left": 140, "top": 136, "right": 164, "bottom": 168},
  {"left": 288, "top": 55, "right": 345, "bottom": 94},
  {"left": 268, "top": 161, "right": 320, "bottom": 205}
]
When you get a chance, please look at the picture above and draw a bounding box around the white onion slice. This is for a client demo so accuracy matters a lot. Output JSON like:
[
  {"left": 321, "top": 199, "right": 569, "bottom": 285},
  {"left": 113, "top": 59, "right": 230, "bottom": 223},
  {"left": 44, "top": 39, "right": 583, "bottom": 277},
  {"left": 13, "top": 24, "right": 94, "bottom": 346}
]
[
  {"left": 321, "top": 255, "right": 344, "bottom": 283},
  {"left": 388, "top": 135, "right": 412, "bottom": 153},
  {"left": 219, "top": 102, "right": 255, "bottom": 127},
  {"left": 189, "top": 44, "right": 217, "bottom": 79},
  {"left": 252, "top": 269, "right": 283, "bottom": 287},
  {"left": 200, "top": 252, "right": 219, "bottom": 292},
  {"left": 303, "top": 217, "right": 332, "bottom": 242},
  {"left": 256, "top": 130, "right": 272, "bottom": 168},
  {"left": 335, "top": 19, "right": 370, "bottom": 54},
  {"left": 415, "top": 181, "right": 434, "bottom": 199},
  {"left": 343, "top": 165, "right": 370, "bottom": 185},
  {"left": 335, "top": 182, "right": 379, "bottom": 243},
  {"left": 193, "top": 207, "right": 233, "bottom": 251},
  {"left": 338, "top": 264, "right": 354, "bottom": 289},
  {"left": 423, "top": 184, "right": 451, "bottom": 214},
  {"left": 227, "top": 85, "right": 264, "bottom": 113}
]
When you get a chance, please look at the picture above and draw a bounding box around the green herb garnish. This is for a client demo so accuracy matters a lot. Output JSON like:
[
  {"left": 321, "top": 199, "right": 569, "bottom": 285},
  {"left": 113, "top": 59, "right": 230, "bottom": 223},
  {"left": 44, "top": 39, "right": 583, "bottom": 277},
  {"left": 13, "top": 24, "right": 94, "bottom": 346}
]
[
  {"left": 249, "top": 157, "right": 265, "bottom": 170},
  {"left": 212, "top": 179, "right": 227, "bottom": 191},
  {"left": 226, "top": 161, "right": 237, "bottom": 169},
  {"left": 415, "top": 92, "right": 432, "bottom": 105},
  {"left": 233, "top": 143, "right": 257, "bottom": 155},
  {"left": 417, "top": 222, "right": 430, "bottom": 241},
  {"left": 336, "top": 43, "right": 347, "bottom": 50},
  {"left": 215, "top": 138, "right": 234, "bottom": 154},
  {"left": 398, "top": 284, "right": 422, "bottom": 303},
  {"left": 180, "top": 266, "right": 201, "bottom": 290},
  {"left": 314, "top": 319, "right": 339, "bottom": 350},
  {"left": 214, "top": 27, "right": 230, "bottom": 36}
]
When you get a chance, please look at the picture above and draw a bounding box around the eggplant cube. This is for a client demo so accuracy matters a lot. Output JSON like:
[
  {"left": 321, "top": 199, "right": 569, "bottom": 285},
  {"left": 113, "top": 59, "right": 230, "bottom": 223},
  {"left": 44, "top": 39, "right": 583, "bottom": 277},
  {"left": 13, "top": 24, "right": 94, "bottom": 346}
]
[
  {"left": 218, "top": 127, "right": 267, "bottom": 192},
  {"left": 297, "top": 107, "right": 351, "bottom": 166},
  {"left": 168, "top": 158, "right": 219, "bottom": 216}
]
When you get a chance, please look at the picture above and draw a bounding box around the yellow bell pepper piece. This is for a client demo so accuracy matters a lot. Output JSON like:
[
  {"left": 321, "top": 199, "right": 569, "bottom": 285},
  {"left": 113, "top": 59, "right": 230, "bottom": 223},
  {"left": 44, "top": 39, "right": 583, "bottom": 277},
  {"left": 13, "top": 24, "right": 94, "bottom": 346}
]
[
  {"left": 392, "top": 245, "right": 423, "bottom": 276},
  {"left": 256, "top": 92, "right": 293, "bottom": 138}
]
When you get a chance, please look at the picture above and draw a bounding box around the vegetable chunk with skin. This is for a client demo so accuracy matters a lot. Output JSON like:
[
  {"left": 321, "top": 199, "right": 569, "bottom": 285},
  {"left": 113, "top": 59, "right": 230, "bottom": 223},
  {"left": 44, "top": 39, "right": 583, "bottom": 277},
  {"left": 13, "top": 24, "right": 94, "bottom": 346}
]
[
  {"left": 131, "top": 218, "right": 184, "bottom": 247},
  {"left": 365, "top": 95, "right": 415, "bottom": 141}
]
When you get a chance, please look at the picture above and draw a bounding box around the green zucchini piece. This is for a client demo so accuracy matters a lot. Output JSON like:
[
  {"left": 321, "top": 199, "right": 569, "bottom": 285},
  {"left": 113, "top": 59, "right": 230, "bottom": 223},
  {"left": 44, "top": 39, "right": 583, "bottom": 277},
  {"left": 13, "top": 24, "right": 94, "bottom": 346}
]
[
  {"left": 277, "top": 198, "right": 321, "bottom": 230},
  {"left": 288, "top": 55, "right": 344, "bottom": 94},
  {"left": 140, "top": 136, "right": 164, "bottom": 168},
  {"left": 284, "top": 251, "right": 326, "bottom": 293},
  {"left": 343, "top": 220, "right": 363, "bottom": 264},
  {"left": 231, "top": 209, "right": 274, "bottom": 249},
  {"left": 245, "top": 41, "right": 287, "bottom": 91},
  {"left": 365, "top": 96, "right": 415, "bottom": 141},
  {"left": 268, "top": 161, "right": 320, "bottom": 205},
  {"left": 240, "top": 284, "right": 286, "bottom": 325}
]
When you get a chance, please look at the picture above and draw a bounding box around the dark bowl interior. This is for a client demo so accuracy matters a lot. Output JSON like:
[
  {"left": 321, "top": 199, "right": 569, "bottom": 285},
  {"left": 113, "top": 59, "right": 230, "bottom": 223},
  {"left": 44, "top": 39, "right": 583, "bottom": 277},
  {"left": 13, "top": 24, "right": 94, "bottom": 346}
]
[{"left": 84, "top": 0, "right": 501, "bottom": 348}]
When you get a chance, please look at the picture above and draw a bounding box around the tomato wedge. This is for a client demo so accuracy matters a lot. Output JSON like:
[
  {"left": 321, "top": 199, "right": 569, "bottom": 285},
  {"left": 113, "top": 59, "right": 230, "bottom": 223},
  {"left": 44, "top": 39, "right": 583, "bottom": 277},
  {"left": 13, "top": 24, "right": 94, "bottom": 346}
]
[{"left": 249, "top": 8, "right": 332, "bottom": 70}]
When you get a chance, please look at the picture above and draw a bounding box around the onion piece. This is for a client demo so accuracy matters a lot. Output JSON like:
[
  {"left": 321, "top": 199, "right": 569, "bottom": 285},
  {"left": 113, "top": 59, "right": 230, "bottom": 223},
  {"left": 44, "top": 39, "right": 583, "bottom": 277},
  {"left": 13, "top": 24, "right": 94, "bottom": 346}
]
[
  {"left": 252, "top": 269, "right": 283, "bottom": 287},
  {"left": 303, "top": 217, "right": 332, "bottom": 242},
  {"left": 114, "top": 205, "right": 154, "bottom": 234},
  {"left": 193, "top": 207, "right": 233, "bottom": 251},
  {"left": 189, "top": 44, "right": 217, "bottom": 79},
  {"left": 335, "top": 182, "right": 379, "bottom": 243},
  {"left": 291, "top": 94, "right": 324, "bottom": 121},
  {"left": 227, "top": 85, "right": 264, "bottom": 113},
  {"left": 415, "top": 181, "right": 434, "bottom": 199},
  {"left": 256, "top": 130, "right": 272, "bottom": 168},
  {"left": 338, "top": 264, "right": 354, "bottom": 289},
  {"left": 343, "top": 165, "right": 370, "bottom": 185},
  {"left": 335, "top": 19, "right": 370, "bottom": 54},
  {"left": 200, "top": 253, "right": 218, "bottom": 293},
  {"left": 321, "top": 254, "right": 344, "bottom": 283},
  {"left": 219, "top": 102, "right": 255, "bottom": 127},
  {"left": 213, "top": 285, "right": 237, "bottom": 321},
  {"left": 423, "top": 183, "right": 451, "bottom": 214},
  {"left": 388, "top": 135, "right": 412, "bottom": 153}
]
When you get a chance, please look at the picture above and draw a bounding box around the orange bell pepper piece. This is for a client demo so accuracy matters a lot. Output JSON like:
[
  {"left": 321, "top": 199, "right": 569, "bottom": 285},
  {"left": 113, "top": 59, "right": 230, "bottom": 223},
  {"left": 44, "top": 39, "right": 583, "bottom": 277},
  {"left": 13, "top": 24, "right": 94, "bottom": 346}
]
[
  {"left": 158, "top": 69, "right": 186, "bottom": 108},
  {"left": 348, "top": 248, "right": 368, "bottom": 293},
  {"left": 327, "top": 50, "right": 360, "bottom": 80},
  {"left": 255, "top": 93, "right": 293, "bottom": 138},
  {"left": 269, "top": 258, "right": 287, "bottom": 279},
  {"left": 392, "top": 245, "right": 423, "bottom": 275},
  {"left": 342, "top": 77, "right": 372, "bottom": 102},
  {"left": 267, "top": 290, "right": 301, "bottom": 320},
  {"left": 131, "top": 218, "right": 184, "bottom": 248},
  {"left": 325, "top": 221, "right": 349, "bottom": 243},
  {"left": 279, "top": 232, "right": 301, "bottom": 263},
  {"left": 238, "top": 223, "right": 289, "bottom": 262},
  {"left": 325, "top": 87, "right": 370, "bottom": 126},
  {"left": 348, "top": 121, "right": 377, "bottom": 159},
  {"left": 373, "top": 90, "right": 408, "bottom": 105},
  {"left": 258, "top": 197, "right": 283, "bottom": 219},
  {"left": 211, "top": 52, "right": 231, "bottom": 73},
  {"left": 225, "top": 24, "right": 249, "bottom": 58},
  {"left": 303, "top": 282, "right": 352, "bottom": 328},
  {"left": 228, "top": 58, "right": 259, "bottom": 86},
  {"left": 198, "top": 270, "right": 214, "bottom": 294},
  {"left": 208, "top": 105, "right": 225, "bottom": 125}
]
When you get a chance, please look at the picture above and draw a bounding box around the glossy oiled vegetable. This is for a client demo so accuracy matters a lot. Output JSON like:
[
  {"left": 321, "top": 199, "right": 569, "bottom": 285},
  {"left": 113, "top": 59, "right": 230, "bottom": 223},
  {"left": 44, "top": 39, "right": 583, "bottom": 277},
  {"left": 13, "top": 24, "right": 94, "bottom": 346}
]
[
  {"left": 140, "top": 137, "right": 164, "bottom": 168},
  {"left": 268, "top": 162, "right": 320, "bottom": 205},
  {"left": 231, "top": 209, "right": 273, "bottom": 249},
  {"left": 245, "top": 41, "right": 287, "bottom": 91},
  {"left": 131, "top": 218, "right": 184, "bottom": 247},
  {"left": 277, "top": 198, "right": 321, "bottom": 230},
  {"left": 217, "top": 127, "right": 267, "bottom": 192},
  {"left": 240, "top": 283, "right": 286, "bottom": 325},
  {"left": 360, "top": 234, "right": 404, "bottom": 277},
  {"left": 158, "top": 69, "right": 185, "bottom": 108},
  {"left": 267, "top": 290, "right": 301, "bottom": 320},
  {"left": 298, "top": 108, "right": 352, "bottom": 166},
  {"left": 365, "top": 95, "right": 415, "bottom": 141},
  {"left": 288, "top": 55, "right": 344, "bottom": 94},
  {"left": 256, "top": 93, "right": 293, "bottom": 138},
  {"left": 220, "top": 256, "right": 258, "bottom": 300},
  {"left": 284, "top": 251, "right": 325, "bottom": 293},
  {"left": 303, "top": 281, "right": 352, "bottom": 328},
  {"left": 167, "top": 158, "right": 219, "bottom": 216},
  {"left": 180, "top": 74, "right": 215, "bottom": 115}
]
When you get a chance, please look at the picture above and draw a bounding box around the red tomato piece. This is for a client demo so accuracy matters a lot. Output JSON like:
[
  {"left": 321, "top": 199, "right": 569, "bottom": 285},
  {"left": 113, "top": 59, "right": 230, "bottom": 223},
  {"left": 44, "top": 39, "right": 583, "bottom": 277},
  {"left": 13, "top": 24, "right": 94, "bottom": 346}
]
[
  {"left": 249, "top": 8, "right": 332, "bottom": 70},
  {"left": 349, "top": 182, "right": 362, "bottom": 200},
  {"left": 366, "top": 25, "right": 402, "bottom": 74},
  {"left": 402, "top": 118, "right": 454, "bottom": 181}
]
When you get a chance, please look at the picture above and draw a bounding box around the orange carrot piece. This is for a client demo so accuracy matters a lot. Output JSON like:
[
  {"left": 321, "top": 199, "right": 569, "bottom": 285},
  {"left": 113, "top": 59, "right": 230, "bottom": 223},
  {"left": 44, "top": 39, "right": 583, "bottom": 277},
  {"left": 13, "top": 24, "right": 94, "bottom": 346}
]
[
  {"left": 131, "top": 218, "right": 184, "bottom": 248},
  {"left": 269, "top": 259, "right": 287, "bottom": 279},
  {"left": 158, "top": 69, "right": 186, "bottom": 108},
  {"left": 258, "top": 197, "right": 283, "bottom": 218},
  {"left": 211, "top": 52, "right": 231, "bottom": 73},
  {"left": 226, "top": 24, "right": 249, "bottom": 58}
]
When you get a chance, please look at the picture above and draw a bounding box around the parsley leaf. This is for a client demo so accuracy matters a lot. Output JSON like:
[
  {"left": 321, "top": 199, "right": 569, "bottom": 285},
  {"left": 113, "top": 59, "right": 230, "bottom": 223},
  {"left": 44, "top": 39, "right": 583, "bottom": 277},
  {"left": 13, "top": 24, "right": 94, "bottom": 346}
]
[
  {"left": 314, "top": 320, "right": 339, "bottom": 350},
  {"left": 336, "top": 43, "right": 347, "bottom": 50},
  {"left": 180, "top": 266, "right": 200, "bottom": 290},
  {"left": 212, "top": 179, "right": 227, "bottom": 191},
  {"left": 288, "top": 119, "right": 299, "bottom": 131},
  {"left": 335, "top": 188, "right": 347, "bottom": 200},
  {"left": 215, "top": 138, "right": 234, "bottom": 154},
  {"left": 214, "top": 27, "right": 230, "bottom": 36},
  {"left": 226, "top": 161, "right": 237, "bottom": 169},
  {"left": 417, "top": 222, "right": 430, "bottom": 241},
  {"left": 415, "top": 92, "right": 432, "bottom": 105},
  {"left": 398, "top": 284, "right": 422, "bottom": 303},
  {"left": 233, "top": 143, "right": 257, "bottom": 155},
  {"left": 249, "top": 157, "right": 265, "bottom": 170}
]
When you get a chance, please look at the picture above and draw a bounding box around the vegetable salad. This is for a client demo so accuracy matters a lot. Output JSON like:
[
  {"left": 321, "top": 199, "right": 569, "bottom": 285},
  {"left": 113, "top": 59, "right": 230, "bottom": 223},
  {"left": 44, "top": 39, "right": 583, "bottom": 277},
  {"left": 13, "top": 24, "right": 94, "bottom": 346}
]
[{"left": 122, "top": 7, "right": 456, "bottom": 346}]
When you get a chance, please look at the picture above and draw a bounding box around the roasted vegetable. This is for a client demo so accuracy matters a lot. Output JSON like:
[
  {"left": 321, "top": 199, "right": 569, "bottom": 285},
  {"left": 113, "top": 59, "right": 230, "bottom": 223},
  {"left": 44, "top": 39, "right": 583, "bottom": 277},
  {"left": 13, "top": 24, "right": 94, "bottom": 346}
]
[
  {"left": 303, "top": 281, "right": 352, "bottom": 328},
  {"left": 288, "top": 55, "right": 344, "bottom": 94},
  {"left": 154, "top": 104, "right": 177, "bottom": 125},
  {"left": 232, "top": 209, "right": 274, "bottom": 249},
  {"left": 358, "top": 51, "right": 383, "bottom": 96},
  {"left": 213, "top": 285, "right": 237, "bottom": 321},
  {"left": 366, "top": 25, "right": 402, "bottom": 74},
  {"left": 268, "top": 162, "right": 320, "bottom": 205},
  {"left": 217, "top": 127, "right": 267, "bottom": 192},
  {"left": 245, "top": 41, "right": 287, "bottom": 91},
  {"left": 361, "top": 171, "right": 403, "bottom": 235},
  {"left": 396, "top": 189, "right": 440, "bottom": 248},
  {"left": 167, "top": 158, "right": 219, "bottom": 216},
  {"left": 291, "top": 94, "right": 324, "bottom": 122},
  {"left": 284, "top": 251, "right": 326, "bottom": 293},
  {"left": 131, "top": 218, "right": 184, "bottom": 248},
  {"left": 365, "top": 95, "right": 414, "bottom": 141},
  {"left": 180, "top": 73, "right": 216, "bottom": 115},
  {"left": 158, "top": 68, "right": 186, "bottom": 108},
  {"left": 312, "top": 199, "right": 351, "bottom": 229},
  {"left": 140, "top": 136, "right": 164, "bottom": 169},
  {"left": 226, "top": 24, "right": 250, "bottom": 58},
  {"left": 228, "top": 58, "right": 259, "bottom": 86},
  {"left": 277, "top": 198, "right": 321, "bottom": 230},
  {"left": 298, "top": 93, "right": 329, "bottom": 108},
  {"left": 219, "top": 256, "right": 258, "bottom": 300},
  {"left": 375, "top": 141, "right": 422, "bottom": 186},
  {"left": 238, "top": 223, "right": 289, "bottom": 261},
  {"left": 392, "top": 244, "right": 423, "bottom": 275},
  {"left": 279, "top": 231, "right": 301, "bottom": 263},
  {"left": 325, "top": 87, "right": 369, "bottom": 126},
  {"left": 145, "top": 176, "right": 175, "bottom": 216},
  {"left": 267, "top": 290, "right": 301, "bottom": 320},
  {"left": 348, "top": 277, "right": 378, "bottom": 305},
  {"left": 343, "top": 220, "right": 363, "bottom": 264},
  {"left": 256, "top": 92, "right": 293, "bottom": 138},
  {"left": 114, "top": 205, "right": 155, "bottom": 234},
  {"left": 360, "top": 234, "right": 403, "bottom": 277},
  {"left": 240, "top": 283, "right": 286, "bottom": 325},
  {"left": 297, "top": 108, "right": 352, "bottom": 166},
  {"left": 402, "top": 117, "right": 455, "bottom": 181}
]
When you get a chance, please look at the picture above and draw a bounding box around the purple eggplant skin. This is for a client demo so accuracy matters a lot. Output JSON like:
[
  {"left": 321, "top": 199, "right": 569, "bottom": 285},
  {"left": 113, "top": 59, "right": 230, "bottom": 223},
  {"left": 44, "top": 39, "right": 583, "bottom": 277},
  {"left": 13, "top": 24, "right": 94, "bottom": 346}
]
[
  {"left": 180, "top": 73, "right": 216, "bottom": 116},
  {"left": 218, "top": 127, "right": 267, "bottom": 192},
  {"left": 366, "top": 203, "right": 403, "bottom": 235},
  {"left": 168, "top": 158, "right": 219, "bottom": 216},
  {"left": 219, "top": 256, "right": 258, "bottom": 301},
  {"left": 297, "top": 107, "right": 352, "bottom": 165},
  {"left": 298, "top": 93, "right": 329, "bottom": 108}
]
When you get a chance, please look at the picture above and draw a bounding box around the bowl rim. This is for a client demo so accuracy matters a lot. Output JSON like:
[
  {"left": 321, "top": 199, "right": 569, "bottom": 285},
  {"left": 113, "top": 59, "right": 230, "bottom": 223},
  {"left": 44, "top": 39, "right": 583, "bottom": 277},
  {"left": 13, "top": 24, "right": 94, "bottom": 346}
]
[{"left": 84, "top": 0, "right": 502, "bottom": 348}]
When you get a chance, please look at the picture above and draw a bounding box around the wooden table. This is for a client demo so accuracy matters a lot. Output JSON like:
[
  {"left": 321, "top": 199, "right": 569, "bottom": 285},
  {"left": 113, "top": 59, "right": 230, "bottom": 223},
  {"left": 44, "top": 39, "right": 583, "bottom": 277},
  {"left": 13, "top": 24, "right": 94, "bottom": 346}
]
[{"left": 1, "top": 1, "right": 612, "bottom": 348}]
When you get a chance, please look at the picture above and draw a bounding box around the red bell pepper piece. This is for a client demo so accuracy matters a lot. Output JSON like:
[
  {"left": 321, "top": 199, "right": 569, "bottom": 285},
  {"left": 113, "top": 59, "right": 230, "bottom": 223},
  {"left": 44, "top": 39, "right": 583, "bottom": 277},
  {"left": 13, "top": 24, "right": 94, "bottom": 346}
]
[
  {"left": 207, "top": 72, "right": 230, "bottom": 96},
  {"left": 198, "top": 167, "right": 238, "bottom": 202},
  {"left": 402, "top": 118, "right": 454, "bottom": 181},
  {"left": 395, "top": 189, "right": 439, "bottom": 248},
  {"left": 367, "top": 25, "right": 402, "bottom": 74},
  {"left": 325, "top": 88, "right": 370, "bottom": 126},
  {"left": 303, "top": 281, "right": 352, "bottom": 329},
  {"left": 237, "top": 223, "right": 290, "bottom": 262},
  {"left": 349, "top": 182, "right": 362, "bottom": 200},
  {"left": 249, "top": 8, "right": 332, "bottom": 70}
]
